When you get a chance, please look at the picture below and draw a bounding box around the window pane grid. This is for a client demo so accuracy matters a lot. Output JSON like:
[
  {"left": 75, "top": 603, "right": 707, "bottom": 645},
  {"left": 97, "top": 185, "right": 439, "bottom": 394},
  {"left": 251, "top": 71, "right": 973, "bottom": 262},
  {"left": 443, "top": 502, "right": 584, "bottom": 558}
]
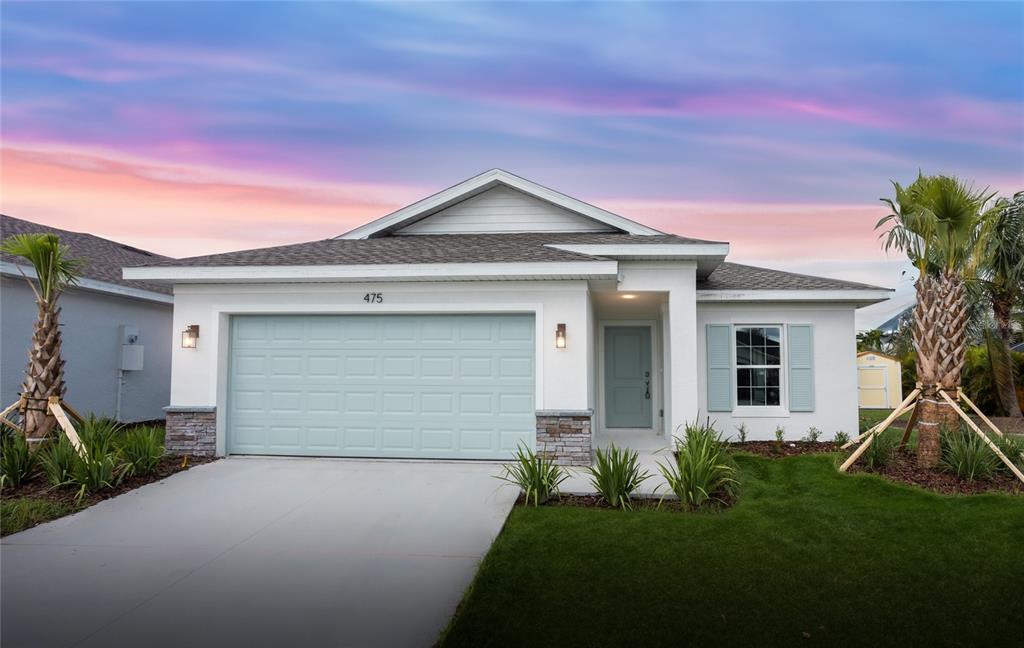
[{"left": 735, "top": 326, "right": 782, "bottom": 407}]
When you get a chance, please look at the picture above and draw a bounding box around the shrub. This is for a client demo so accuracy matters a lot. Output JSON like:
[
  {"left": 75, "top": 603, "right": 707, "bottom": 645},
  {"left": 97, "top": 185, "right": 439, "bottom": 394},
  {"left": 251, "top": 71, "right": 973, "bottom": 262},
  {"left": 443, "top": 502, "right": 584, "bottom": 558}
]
[
  {"left": 78, "top": 415, "right": 122, "bottom": 452},
  {"left": 0, "top": 429, "right": 36, "bottom": 489},
  {"left": 834, "top": 431, "right": 850, "bottom": 446},
  {"left": 733, "top": 423, "right": 748, "bottom": 444},
  {"left": 70, "top": 416, "right": 124, "bottom": 500},
  {"left": 588, "top": 443, "right": 651, "bottom": 510},
  {"left": 940, "top": 426, "right": 997, "bottom": 481},
  {"left": 991, "top": 433, "right": 1024, "bottom": 474},
  {"left": 496, "top": 444, "right": 569, "bottom": 506},
  {"left": 118, "top": 426, "right": 165, "bottom": 478},
  {"left": 803, "top": 427, "right": 822, "bottom": 443},
  {"left": 774, "top": 426, "right": 786, "bottom": 451},
  {"left": 864, "top": 430, "right": 898, "bottom": 470},
  {"left": 38, "top": 434, "right": 78, "bottom": 487},
  {"left": 659, "top": 420, "right": 737, "bottom": 511}
]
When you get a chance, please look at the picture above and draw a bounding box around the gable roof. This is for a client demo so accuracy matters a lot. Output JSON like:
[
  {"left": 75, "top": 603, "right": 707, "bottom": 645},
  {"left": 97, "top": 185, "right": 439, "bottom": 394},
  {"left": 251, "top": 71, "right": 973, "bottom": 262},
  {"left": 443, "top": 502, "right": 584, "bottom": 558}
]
[
  {"left": 339, "top": 169, "right": 663, "bottom": 239},
  {"left": 1, "top": 214, "right": 173, "bottom": 299}
]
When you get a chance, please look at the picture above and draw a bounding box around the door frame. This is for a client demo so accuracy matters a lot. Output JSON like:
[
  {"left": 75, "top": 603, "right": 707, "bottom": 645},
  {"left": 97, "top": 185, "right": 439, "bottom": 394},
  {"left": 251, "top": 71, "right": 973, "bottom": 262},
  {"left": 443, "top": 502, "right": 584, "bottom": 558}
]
[{"left": 596, "top": 319, "right": 661, "bottom": 435}]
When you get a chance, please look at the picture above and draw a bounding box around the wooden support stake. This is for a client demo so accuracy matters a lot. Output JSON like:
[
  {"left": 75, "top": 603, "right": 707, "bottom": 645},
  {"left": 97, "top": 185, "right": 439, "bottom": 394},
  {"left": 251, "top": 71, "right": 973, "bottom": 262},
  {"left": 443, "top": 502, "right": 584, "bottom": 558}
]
[
  {"left": 842, "top": 388, "right": 920, "bottom": 450},
  {"left": 957, "top": 390, "right": 1004, "bottom": 439},
  {"left": 47, "top": 397, "right": 85, "bottom": 456},
  {"left": 61, "top": 401, "right": 87, "bottom": 425},
  {"left": 0, "top": 415, "right": 24, "bottom": 432},
  {"left": 0, "top": 399, "right": 26, "bottom": 434},
  {"left": 0, "top": 399, "right": 24, "bottom": 421},
  {"left": 939, "top": 390, "right": 1024, "bottom": 485},
  {"left": 898, "top": 403, "right": 922, "bottom": 451},
  {"left": 840, "top": 431, "right": 877, "bottom": 473}
]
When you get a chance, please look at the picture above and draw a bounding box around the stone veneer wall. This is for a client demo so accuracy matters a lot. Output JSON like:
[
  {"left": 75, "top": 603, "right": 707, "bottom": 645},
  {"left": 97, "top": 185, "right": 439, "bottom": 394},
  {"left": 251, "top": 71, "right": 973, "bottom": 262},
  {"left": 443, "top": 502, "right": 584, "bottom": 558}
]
[
  {"left": 535, "top": 410, "right": 592, "bottom": 466},
  {"left": 164, "top": 407, "right": 216, "bottom": 456}
]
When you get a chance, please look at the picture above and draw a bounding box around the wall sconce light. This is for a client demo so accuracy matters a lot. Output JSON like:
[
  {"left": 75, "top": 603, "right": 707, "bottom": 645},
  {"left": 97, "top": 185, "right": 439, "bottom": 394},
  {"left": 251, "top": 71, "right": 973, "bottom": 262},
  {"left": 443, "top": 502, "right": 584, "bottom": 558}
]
[
  {"left": 181, "top": 324, "right": 200, "bottom": 349},
  {"left": 555, "top": 323, "right": 567, "bottom": 349}
]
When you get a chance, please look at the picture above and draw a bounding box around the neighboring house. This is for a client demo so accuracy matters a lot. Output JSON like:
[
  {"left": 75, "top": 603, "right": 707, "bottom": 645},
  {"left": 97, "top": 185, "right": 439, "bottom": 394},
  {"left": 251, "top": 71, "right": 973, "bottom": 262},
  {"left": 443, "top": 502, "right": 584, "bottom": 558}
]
[
  {"left": 124, "top": 169, "right": 890, "bottom": 464},
  {"left": 1, "top": 215, "right": 173, "bottom": 422},
  {"left": 856, "top": 351, "right": 903, "bottom": 409},
  {"left": 856, "top": 294, "right": 914, "bottom": 333}
]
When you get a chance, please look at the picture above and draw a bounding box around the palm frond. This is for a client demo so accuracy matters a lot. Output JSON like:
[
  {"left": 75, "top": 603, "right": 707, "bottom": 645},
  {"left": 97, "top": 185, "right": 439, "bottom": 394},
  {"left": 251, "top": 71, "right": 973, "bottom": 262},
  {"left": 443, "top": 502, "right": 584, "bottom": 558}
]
[{"left": 1, "top": 233, "right": 84, "bottom": 303}]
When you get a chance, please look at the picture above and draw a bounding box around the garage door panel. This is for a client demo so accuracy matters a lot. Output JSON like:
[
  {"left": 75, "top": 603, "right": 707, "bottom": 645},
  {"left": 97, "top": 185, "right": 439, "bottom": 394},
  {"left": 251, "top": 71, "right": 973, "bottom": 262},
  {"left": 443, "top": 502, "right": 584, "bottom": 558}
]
[{"left": 228, "top": 314, "right": 535, "bottom": 459}]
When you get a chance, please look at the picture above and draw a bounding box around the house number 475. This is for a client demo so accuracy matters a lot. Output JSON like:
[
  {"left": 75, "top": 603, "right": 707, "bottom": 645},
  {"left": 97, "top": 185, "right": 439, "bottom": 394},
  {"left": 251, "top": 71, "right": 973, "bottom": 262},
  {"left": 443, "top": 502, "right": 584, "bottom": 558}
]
[{"left": 363, "top": 292, "right": 383, "bottom": 304}]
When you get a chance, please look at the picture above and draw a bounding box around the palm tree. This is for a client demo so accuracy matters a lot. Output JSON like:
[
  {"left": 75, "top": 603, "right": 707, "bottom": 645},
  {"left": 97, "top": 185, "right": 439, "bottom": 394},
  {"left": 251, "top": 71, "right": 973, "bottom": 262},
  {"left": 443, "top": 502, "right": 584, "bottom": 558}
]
[
  {"left": 1, "top": 233, "right": 83, "bottom": 439},
  {"left": 856, "top": 329, "right": 886, "bottom": 353},
  {"left": 977, "top": 191, "right": 1024, "bottom": 416},
  {"left": 877, "top": 174, "right": 994, "bottom": 467}
]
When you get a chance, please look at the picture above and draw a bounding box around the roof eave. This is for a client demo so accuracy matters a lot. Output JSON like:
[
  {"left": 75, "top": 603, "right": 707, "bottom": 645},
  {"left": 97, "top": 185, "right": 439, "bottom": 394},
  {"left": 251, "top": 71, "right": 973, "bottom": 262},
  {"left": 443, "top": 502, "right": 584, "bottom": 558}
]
[
  {"left": 545, "top": 243, "right": 729, "bottom": 277},
  {"left": 3, "top": 262, "right": 173, "bottom": 304},
  {"left": 696, "top": 288, "right": 893, "bottom": 306},
  {"left": 123, "top": 260, "right": 620, "bottom": 284}
]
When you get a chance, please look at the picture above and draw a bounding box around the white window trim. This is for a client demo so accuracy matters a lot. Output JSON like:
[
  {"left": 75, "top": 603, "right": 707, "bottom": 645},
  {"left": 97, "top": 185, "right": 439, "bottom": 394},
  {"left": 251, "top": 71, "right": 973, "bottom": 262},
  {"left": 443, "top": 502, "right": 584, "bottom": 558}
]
[{"left": 731, "top": 323, "right": 789, "bottom": 418}]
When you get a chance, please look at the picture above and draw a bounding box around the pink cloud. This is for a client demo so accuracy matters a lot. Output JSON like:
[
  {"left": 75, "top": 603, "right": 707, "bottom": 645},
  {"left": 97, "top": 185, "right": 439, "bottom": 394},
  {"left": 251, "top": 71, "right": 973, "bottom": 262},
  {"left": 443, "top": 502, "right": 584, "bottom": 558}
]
[
  {"left": 2, "top": 143, "right": 903, "bottom": 275},
  {"left": 601, "top": 199, "right": 894, "bottom": 264},
  {"left": 0, "top": 146, "right": 422, "bottom": 257}
]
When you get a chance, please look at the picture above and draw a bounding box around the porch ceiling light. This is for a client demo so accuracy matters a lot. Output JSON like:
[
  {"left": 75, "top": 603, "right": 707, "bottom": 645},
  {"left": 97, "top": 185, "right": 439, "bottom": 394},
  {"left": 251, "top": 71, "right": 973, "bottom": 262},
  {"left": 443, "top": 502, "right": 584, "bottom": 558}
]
[
  {"left": 555, "top": 323, "right": 567, "bottom": 349},
  {"left": 181, "top": 324, "right": 200, "bottom": 349},
  {"left": 621, "top": 294, "right": 637, "bottom": 299}
]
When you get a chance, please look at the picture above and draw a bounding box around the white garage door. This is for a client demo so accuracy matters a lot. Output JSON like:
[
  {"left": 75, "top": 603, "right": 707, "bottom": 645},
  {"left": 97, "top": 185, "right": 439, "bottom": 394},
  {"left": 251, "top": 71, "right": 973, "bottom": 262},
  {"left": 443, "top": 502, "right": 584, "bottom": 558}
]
[{"left": 227, "top": 314, "right": 535, "bottom": 459}]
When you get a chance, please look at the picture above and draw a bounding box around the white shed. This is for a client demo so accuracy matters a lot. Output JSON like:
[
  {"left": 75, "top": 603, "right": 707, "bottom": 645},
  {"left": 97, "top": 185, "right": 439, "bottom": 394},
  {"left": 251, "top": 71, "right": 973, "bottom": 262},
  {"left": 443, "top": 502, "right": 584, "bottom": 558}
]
[{"left": 857, "top": 351, "right": 903, "bottom": 409}]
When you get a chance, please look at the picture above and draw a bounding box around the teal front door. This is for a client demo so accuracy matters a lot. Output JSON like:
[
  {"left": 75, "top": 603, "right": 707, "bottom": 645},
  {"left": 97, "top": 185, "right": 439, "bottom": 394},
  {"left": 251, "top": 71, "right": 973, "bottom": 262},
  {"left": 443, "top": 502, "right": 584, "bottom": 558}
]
[{"left": 604, "top": 326, "right": 653, "bottom": 429}]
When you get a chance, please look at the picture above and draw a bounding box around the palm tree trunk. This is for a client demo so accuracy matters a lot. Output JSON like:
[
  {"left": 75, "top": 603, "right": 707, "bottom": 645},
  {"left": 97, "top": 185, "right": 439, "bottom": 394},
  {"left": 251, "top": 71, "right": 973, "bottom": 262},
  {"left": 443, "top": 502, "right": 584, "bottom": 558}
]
[
  {"left": 19, "top": 302, "right": 65, "bottom": 439},
  {"left": 909, "top": 275, "right": 958, "bottom": 468},
  {"left": 936, "top": 271, "right": 968, "bottom": 391},
  {"left": 991, "top": 290, "right": 1023, "bottom": 417}
]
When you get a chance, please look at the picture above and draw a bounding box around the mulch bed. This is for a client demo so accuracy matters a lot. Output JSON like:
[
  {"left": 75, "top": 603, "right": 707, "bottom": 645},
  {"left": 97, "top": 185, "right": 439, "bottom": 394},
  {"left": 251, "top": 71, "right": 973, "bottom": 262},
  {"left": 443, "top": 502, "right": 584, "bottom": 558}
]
[
  {"left": 729, "top": 441, "right": 841, "bottom": 457},
  {"left": 850, "top": 450, "right": 1024, "bottom": 496},
  {"left": 4, "top": 455, "right": 217, "bottom": 517}
]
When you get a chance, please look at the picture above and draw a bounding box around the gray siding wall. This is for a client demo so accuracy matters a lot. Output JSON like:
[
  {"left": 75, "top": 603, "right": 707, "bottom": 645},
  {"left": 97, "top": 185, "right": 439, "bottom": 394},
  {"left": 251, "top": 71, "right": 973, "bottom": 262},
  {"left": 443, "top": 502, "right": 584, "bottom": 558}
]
[
  {"left": 396, "top": 186, "right": 616, "bottom": 235},
  {"left": 1, "top": 277, "right": 172, "bottom": 422}
]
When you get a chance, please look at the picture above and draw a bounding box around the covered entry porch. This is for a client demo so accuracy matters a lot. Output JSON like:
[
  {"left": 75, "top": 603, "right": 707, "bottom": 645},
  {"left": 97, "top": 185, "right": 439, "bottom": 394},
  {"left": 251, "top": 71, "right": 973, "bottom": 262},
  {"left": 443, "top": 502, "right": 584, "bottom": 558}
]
[{"left": 590, "top": 287, "right": 677, "bottom": 452}]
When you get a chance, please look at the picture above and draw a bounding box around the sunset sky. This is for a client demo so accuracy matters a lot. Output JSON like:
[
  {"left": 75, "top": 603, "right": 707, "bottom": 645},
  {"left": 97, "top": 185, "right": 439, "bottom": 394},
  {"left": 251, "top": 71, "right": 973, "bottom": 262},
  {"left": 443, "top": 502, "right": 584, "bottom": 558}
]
[{"left": 2, "top": 1, "right": 1022, "bottom": 315}]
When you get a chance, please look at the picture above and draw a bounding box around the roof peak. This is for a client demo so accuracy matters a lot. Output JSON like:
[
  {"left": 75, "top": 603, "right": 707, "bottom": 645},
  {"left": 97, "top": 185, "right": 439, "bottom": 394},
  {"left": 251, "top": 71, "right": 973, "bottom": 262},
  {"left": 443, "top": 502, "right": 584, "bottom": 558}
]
[{"left": 338, "top": 169, "right": 666, "bottom": 240}]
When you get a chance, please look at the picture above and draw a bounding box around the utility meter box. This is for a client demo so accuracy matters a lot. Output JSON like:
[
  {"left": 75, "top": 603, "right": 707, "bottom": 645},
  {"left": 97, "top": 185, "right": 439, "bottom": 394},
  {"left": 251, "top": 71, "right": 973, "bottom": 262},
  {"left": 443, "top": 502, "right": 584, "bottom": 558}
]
[{"left": 119, "top": 325, "right": 144, "bottom": 371}]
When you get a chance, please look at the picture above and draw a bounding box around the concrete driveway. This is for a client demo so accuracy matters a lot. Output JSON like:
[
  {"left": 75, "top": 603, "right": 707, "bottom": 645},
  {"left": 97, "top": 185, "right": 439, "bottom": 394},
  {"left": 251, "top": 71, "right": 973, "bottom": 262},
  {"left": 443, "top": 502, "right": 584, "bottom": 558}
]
[{"left": 1, "top": 458, "right": 517, "bottom": 648}]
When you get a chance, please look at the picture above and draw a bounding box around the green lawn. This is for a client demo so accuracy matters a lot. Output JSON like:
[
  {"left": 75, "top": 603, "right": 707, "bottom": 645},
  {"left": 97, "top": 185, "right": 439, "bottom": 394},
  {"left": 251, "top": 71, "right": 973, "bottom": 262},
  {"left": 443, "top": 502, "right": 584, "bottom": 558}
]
[
  {"left": 440, "top": 455, "right": 1024, "bottom": 647},
  {"left": 1, "top": 497, "right": 79, "bottom": 536},
  {"left": 858, "top": 407, "right": 912, "bottom": 429}
]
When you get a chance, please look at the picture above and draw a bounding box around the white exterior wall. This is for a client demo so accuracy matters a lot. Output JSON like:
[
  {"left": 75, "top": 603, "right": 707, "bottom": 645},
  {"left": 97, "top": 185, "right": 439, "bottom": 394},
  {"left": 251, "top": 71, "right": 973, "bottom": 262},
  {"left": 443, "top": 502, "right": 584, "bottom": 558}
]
[
  {"left": 168, "top": 280, "right": 592, "bottom": 455},
  {"left": 697, "top": 302, "right": 859, "bottom": 441},
  {"left": 396, "top": 186, "right": 615, "bottom": 235},
  {"left": 1, "top": 276, "right": 172, "bottom": 422}
]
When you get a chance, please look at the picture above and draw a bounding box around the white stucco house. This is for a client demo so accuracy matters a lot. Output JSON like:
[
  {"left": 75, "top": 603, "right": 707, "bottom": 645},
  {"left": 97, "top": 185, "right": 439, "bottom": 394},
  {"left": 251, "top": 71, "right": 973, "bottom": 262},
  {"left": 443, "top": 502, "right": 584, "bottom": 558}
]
[
  {"left": 124, "top": 170, "right": 890, "bottom": 464},
  {"left": 2, "top": 215, "right": 174, "bottom": 422}
]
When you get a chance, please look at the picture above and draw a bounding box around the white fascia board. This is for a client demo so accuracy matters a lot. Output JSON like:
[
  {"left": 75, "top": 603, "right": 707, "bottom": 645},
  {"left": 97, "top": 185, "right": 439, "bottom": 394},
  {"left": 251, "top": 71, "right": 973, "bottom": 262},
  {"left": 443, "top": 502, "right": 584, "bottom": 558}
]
[
  {"left": 2, "top": 262, "right": 173, "bottom": 304},
  {"left": 545, "top": 243, "right": 730, "bottom": 258},
  {"left": 123, "top": 261, "right": 620, "bottom": 283},
  {"left": 339, "top": 169, "right": 663, "bottom": 239},
  {"left": 697, "top": 289, "right": 892, "bottom": 305}
]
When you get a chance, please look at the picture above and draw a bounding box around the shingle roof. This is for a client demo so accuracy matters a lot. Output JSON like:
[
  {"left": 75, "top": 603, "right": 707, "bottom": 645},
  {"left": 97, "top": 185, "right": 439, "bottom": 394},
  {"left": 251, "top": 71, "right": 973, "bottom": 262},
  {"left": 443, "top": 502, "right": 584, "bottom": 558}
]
[
  {"left": 698, "top": 262, "right": 888, "bottom": 291},
  {"left": 1, "top": 214, "right": 172, "bottom": 295},
  {"left": 133, "top": 232, "right": 718, "bottom": 268}
]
